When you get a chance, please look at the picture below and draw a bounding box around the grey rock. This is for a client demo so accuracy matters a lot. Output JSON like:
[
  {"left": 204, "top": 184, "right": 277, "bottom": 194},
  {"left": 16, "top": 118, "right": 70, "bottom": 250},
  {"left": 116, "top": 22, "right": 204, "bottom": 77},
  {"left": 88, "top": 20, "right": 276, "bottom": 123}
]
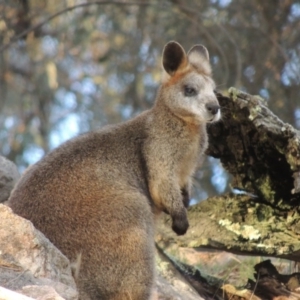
[
  {"left": 0, "top": 156, "right": 20, "bottom": 203},
  {"left": 0, "top": 204, "right": 78, "bottom": 300}
]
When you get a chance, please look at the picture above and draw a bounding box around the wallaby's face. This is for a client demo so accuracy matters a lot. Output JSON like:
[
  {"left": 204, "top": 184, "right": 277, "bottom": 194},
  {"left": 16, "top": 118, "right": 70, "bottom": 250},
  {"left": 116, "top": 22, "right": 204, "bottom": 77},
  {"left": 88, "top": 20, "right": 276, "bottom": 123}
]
[{"left": 161, "top": 42, "right": 220, "bottom": 124}]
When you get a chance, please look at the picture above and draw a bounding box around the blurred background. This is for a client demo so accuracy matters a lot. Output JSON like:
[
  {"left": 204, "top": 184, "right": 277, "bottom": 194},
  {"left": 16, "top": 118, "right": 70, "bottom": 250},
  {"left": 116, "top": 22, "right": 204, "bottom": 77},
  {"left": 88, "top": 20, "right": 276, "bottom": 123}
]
[{"left": 1, "top": 0, "right": 300, "bottom": 202}]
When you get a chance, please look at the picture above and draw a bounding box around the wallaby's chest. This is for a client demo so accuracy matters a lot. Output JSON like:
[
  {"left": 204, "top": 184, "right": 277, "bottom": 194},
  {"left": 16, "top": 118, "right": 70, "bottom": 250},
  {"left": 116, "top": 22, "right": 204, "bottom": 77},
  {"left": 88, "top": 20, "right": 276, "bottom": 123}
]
[{"left": 175, "top": 132, "right": 201, "bottom": 186}]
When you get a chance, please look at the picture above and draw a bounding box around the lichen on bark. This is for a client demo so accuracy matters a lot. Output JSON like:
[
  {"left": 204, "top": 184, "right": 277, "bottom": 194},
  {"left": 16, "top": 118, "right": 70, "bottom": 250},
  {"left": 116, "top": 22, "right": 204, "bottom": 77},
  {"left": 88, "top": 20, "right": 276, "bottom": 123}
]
[{"left": 156, "top": 193, "right": 300, "bottom": 259}]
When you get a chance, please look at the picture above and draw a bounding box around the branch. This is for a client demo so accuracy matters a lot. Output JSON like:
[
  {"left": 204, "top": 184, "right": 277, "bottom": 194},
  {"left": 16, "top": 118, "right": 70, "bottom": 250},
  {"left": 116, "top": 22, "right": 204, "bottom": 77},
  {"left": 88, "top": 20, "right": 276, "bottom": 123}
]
[{"left": 0, "top": 1, "right": 157, "bottom": 52}]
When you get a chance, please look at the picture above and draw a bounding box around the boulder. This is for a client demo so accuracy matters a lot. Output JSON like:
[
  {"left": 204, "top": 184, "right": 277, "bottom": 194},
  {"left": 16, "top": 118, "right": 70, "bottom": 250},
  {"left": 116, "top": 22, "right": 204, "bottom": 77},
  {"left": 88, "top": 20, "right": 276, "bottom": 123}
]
[
  {"left": 0, "top": 286, "right": 34, "bottom": 300},
  {"left": 0, "top": 204, "right": 78, "bottom": 300},
  {"left": 0, "top": 156, "right": 20, "bottom": 203}
]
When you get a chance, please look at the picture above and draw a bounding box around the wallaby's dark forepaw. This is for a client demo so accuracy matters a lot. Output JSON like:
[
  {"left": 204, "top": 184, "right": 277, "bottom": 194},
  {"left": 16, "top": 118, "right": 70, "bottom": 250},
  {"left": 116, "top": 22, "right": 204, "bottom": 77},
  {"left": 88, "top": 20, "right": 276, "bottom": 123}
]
[
  {"left": 172, "top": 216, "right": 189, "bottom": 235},
  {"left": 181, "top": 188, "right": 190, "bottom": 208}
]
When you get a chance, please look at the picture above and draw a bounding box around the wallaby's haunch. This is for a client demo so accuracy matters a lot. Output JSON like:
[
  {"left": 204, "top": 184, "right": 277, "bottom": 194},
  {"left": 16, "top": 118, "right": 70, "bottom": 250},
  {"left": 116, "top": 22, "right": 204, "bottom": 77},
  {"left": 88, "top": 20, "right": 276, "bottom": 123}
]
[{"left": 8, "top": 41, "right": 220, "bottom": 300}]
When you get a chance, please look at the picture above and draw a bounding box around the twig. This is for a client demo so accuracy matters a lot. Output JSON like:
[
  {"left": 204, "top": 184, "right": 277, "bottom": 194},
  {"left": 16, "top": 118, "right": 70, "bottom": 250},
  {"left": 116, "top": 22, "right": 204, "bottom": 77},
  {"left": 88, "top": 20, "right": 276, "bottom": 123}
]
[{"left": 249, "top": 272, "right": 260, "bottom": 300}]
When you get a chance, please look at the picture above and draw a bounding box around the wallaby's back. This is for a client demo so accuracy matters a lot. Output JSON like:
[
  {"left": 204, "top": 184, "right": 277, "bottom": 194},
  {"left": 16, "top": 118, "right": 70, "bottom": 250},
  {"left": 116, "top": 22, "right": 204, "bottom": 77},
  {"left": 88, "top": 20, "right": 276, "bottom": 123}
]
[{"left": 8, "top": 41, "right": 220, "bottom": 300}]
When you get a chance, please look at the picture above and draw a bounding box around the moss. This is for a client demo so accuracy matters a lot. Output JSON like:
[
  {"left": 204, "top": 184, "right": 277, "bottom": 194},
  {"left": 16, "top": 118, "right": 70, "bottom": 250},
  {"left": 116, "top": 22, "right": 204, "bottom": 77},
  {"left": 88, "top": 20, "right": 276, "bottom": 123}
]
[
  {"left": 286, "top": 137, "right": 300, "bottom": 171},
  {"left": 219, "top": 219, "right": 261, "bottom": 241},
  {"left": 248, "top": 105, "right": 262, "bottom": 121},
  {"left": 253, "top": 95, "right": 267, "bottom": 105},
  {"left": 256, "top": 174, "right": 275, "bottom": 202},
  {"left": 188, "top": 239, "right": 208, "bottom": 248},
  {"left": 253, "top": 203, "right": 274, "bottom": 221},
  {"left": 228, "top": 87, "right": 239, "bottom": 102}
]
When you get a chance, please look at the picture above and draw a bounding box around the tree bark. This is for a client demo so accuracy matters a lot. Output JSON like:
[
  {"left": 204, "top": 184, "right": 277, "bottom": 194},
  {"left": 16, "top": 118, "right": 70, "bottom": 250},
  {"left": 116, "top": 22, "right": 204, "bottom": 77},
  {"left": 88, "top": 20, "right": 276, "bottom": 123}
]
[{"left": 209, "top": 88, "right": 300, "bottom": 203}]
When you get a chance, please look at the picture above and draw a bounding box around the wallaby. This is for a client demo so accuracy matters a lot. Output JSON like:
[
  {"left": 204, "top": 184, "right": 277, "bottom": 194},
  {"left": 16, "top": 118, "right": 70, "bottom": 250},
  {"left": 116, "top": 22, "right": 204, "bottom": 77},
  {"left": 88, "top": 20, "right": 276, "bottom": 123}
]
[{"left": 8, "top": 41, "right": 220, "bottom": 300}]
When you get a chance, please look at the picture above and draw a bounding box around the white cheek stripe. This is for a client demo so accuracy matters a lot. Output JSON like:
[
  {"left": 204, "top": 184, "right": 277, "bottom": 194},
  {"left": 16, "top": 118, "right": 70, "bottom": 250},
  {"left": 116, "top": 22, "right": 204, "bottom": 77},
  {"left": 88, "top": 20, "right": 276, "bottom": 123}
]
[{"left": 213, "top": 110, "right": 221, "bottom": 121}]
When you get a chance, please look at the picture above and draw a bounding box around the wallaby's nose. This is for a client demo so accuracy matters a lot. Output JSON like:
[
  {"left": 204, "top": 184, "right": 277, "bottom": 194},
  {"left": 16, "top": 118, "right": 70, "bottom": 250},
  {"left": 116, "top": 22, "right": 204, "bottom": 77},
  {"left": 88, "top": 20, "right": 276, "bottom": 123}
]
[{"left": 206, "top": 103, "right": 220, "bottom": 115}]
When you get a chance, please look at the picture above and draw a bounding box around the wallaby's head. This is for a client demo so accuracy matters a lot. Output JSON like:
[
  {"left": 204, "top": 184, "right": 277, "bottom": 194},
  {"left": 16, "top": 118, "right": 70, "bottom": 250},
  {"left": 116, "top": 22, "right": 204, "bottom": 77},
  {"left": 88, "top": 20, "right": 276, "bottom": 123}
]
[{"left": 159, "top": 41, "right": 220, "bottom": 124}]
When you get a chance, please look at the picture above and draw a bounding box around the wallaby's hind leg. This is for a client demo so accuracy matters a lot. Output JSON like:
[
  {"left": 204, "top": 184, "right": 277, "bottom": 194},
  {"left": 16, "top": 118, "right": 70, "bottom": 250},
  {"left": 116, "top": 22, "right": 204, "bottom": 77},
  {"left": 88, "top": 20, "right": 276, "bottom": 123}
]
[
  {"left": 108, "top": 283, "right": 154, "bottom": 300},
  {"left": 73, "top": 193, "right": 155, "bottom": 300},
  {"left": 77, "top": 238, "right": 154, "bottom": 300},
  {"left": 78, "top": 252, "right": 154, "bottom": 300},
  {"left": 78, "top": 284, "right": 153, "bottom": 300}
]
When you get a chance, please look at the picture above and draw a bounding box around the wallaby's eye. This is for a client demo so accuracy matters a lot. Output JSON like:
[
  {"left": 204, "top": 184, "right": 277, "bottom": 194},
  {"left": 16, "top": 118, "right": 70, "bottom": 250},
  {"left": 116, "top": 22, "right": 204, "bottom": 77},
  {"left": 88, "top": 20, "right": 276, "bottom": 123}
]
[{"left": 183, "top": 85, "right": 197, "bottom": 97}]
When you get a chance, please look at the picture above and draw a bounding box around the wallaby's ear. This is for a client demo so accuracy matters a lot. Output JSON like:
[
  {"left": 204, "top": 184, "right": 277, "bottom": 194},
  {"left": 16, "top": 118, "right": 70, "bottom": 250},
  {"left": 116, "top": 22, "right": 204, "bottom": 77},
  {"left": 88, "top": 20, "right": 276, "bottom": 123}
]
[
  {"left": 162, "top": 41, "right": 187, "bottom": 76},
  {"left": 188, "top": 45, "right": 209, "bottom": 61},
  {"left": 187, "top": 44, "right": 211, "bottom": 75}
]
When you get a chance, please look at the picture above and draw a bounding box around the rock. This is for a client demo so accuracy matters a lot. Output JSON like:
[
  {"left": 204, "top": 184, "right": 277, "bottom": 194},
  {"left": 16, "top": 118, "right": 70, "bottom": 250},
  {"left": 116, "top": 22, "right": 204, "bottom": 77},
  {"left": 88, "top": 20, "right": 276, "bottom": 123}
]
[
  {"left": 19, "top": 285, "right": 65, "bottom": 300},
  {"left": 0, "top": 156, "right": 20, "bottom": 203},
  {"left": 155, "top": 275, "right": 202, "bottom": 300},
  {"left": 155, "top": 247, "right": 205, "bottom": 300},
  {"left": 0, "top": 204, "right": 78, "bottom": 300},
  {"left": 0, "top": 286, "right": 34, "bottom": 300}
]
